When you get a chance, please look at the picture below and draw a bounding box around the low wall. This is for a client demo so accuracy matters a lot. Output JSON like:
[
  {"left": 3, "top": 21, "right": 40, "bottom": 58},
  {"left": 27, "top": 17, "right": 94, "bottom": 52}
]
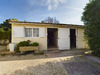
[
  {"left": 0, "top": 46, "right": 7, "bottom": 51},
  {"left": 0, "top": 40, "right": 9, "bottom": 44}
]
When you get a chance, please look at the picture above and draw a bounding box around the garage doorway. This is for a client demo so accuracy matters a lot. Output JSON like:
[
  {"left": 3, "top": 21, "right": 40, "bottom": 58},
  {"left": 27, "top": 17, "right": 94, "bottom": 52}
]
[
  {"left": 47, "top": 28, "right": 58, "bottom": 50},
  {"left": 70, "top": 29, "right": 76, "bottom": 49}
]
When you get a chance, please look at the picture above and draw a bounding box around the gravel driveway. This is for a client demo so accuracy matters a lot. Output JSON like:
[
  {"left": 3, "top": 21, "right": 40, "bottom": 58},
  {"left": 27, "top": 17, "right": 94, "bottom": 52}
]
[{"left": 0, "top": 50, "right": 100, "bottom": 75}]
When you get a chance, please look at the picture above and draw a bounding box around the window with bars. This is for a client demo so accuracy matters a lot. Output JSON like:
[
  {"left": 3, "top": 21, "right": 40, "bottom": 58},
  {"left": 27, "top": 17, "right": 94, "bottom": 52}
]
[{"left": 25, "top": 28, "right": 39, "bottom": 37}]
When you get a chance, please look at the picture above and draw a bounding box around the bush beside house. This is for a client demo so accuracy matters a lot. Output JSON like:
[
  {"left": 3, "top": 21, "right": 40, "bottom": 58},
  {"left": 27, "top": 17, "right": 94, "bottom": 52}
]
[
  {"left": 0, "top": 28, "right": 10, "bottom": 45},
  {"left": 82, "top": 0, "right": 100, "bottom": 56}
]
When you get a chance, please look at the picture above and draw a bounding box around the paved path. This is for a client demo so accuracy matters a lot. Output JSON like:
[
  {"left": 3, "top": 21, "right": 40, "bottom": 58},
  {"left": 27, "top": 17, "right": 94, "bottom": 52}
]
[
  {"left": 64, "top": 56, "right": 100, "bottom": 75},
  {"left": 0, "top": 50, "right": 100, "bottom": 75}
]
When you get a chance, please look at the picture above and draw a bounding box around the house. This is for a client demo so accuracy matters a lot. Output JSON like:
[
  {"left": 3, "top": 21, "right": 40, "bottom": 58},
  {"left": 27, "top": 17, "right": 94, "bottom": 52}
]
[{"left": 9, "top": 21, "right": 88, "bottom": 51}]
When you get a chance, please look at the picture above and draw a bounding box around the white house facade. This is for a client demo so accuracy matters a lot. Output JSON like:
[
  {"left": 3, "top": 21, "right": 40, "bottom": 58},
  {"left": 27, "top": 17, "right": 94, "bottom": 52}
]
[{"left": 10, "top": 21, "right": 88, "bottom": 51}]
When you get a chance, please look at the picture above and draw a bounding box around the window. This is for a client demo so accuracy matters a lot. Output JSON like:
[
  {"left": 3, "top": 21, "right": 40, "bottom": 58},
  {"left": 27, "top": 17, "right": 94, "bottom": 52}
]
[
  {"left": 25, "top": 28, "right": 39, "bottom": 37},
  {"left": 33, "top": 28, "right": 39, "bottom": 37},
  {"left": 25, "top": 28, "right": 32, "bottom": 37}
]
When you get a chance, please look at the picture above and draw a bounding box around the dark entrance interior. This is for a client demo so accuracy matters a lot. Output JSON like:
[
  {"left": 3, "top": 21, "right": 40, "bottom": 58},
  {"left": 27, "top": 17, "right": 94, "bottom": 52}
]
[
  {"left": 70, "top": 29, "right": 76, "bottom": 49},
  {"left": 47, "top": 28, "right": 58, "bottom": 49}
]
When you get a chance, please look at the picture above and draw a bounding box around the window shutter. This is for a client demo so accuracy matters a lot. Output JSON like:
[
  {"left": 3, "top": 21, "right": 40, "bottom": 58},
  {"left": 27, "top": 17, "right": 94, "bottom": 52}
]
[
  {"left": 13, "top": 27, "right": 25, "bottom": 37},
  {"left": 39, "top": 27, "right": 45, "bottom": 37}
]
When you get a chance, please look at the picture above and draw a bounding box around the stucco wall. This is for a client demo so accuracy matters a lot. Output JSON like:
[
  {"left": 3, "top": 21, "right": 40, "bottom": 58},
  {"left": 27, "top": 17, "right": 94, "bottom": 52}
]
[
  {"left": 12, "top": 24, "right": 67, "bottom": 51},
  {"left": 12, "top": 23, "right": 88, "bottom": 50},
  {"left": 12, "top": 37, "right": 47, "bottom": 51},
  {"left": 12, "top": 24, "right": 47, "bottom": 51},
  {"left": 76, "top": 28, "right": 89, "bottom": 49}
]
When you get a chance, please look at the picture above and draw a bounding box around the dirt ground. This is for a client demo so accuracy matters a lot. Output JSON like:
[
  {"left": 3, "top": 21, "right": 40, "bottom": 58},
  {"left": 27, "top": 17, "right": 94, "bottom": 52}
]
[{"left": 0, "top": 50, "right": 100, "bottom": 75}]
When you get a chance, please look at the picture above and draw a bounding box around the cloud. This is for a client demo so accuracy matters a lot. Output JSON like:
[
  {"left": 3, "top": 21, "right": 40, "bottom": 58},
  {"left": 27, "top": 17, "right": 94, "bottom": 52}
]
[
  {"left": 64, "top": 17, "right": 83, "bottom": 25},
  {"left": 42, "top": 0, "right": 66, "bottom": 10},
  {"left": 28, "top": 0, "right": 40, "bottom": 6},
  {"left": 66, "top": 7, "right": 83, "bottom": 11}
]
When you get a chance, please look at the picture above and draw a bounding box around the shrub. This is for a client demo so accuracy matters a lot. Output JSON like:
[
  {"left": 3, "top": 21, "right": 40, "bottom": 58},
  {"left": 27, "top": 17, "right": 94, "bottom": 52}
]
[
  {"left": 16, "top": 41, "right": 39, "bottom": 52},
  {"left": 3, "top": 27, "right": 8, "bottom": 31},
  {"left": 31, "top": 42, "right": 39, "bottom": 46},
  {"left": 16, "top": 40, "right": 30, "bottom": 52},
  {"left": 17, "top": 41, "right": 30, "bottom": 46},
  {"left": 82, "top": 0, "right": 100, "bottom": 56}
]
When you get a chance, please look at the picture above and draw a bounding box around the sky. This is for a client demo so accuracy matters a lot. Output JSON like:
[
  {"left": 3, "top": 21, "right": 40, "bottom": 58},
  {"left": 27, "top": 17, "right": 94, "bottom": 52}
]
[{"left": 0, "top": 0, "right": 89, "bottom": 25}]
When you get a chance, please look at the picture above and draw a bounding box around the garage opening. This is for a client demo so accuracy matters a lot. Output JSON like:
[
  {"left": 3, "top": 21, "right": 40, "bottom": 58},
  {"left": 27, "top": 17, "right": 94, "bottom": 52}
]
[
  {"left": 70, "top": 29, "right": 76, "bottom": 49},
  {"left": 47, "top": 28, "right": 58, "bottom": 50}
]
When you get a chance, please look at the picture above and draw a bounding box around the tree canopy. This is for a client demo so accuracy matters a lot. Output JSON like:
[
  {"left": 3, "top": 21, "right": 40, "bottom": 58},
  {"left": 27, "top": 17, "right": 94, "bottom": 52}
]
[
  {"left": 0, "top": 18, "right": 18, "bottom": 44},
  {"left": 44, "top": 17, "right": 59, "bottom": 24},
  {"left": 0, "top": 19, "right": 11, "bottom": 28},
  {"left": 0, "top": 18, "right": 18, "bottom": 28},
  {"left": 82, "top": 0, "right": 100, "bottom": 56},
  {"left": 0, "top": 28, "right": 11, "bottom": 41}
]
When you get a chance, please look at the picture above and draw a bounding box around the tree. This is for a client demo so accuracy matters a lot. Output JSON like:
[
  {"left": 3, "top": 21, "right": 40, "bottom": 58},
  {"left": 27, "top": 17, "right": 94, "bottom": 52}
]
[
  {"left": 0, "top": 18, "right": 18, "bottom": 28},
  {"left": 11, "top": 18, "right": 18, "bottom": 21},
  {"left": 44, "top": 17, "right": 59, "bottom": 24},
  {"left": 82, "top": 0, "right": 100, "bottom": 56},
  {"left": 0, "top": 19, "right": 11, "bottom": 28},
  {"left": 89, "top": 0, "right": 94, "bottom": 2},
  {"left": 0, "top": 18, "right": 18, "bottom": 44},
  {"left": 0, "top": 29, "right": 11, "bottom": 44}
]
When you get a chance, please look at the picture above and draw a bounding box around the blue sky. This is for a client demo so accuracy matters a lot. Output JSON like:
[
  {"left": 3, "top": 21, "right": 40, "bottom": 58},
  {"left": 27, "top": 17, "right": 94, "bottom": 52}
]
[{"left": 0, "top": 0, "right": 89, "bottom": 25}]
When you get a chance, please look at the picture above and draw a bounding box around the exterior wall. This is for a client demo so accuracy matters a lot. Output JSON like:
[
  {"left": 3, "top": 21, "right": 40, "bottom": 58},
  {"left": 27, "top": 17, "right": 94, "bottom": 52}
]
[
  {"left": 12, "top": 23, "right": 88, "bottom": 50},
  {"left": 12, "top": 24, "right": 67, "bottom": 51},
  {"left": 76, "top": 28, "right": 89, "bottom": 49},
  {"left": 12, "top": 37, "right": 47, "bottom": 51},
  {"left": 12, "top": 24, "right": 47, "bottom": 51}
]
